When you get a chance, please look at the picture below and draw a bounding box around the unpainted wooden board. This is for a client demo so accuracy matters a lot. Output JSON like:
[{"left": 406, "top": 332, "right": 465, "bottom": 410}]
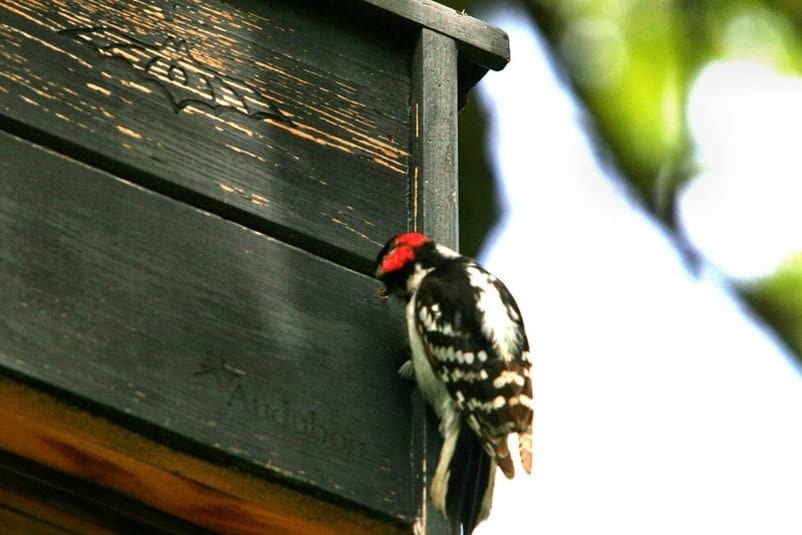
[{"left": 0, "top": 379, "right": 407, "bottom": 534}]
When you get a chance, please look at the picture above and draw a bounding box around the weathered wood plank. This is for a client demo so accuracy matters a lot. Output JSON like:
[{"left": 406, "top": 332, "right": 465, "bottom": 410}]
[
  {"left": 0, "top": 132, "right": 413, "bottom": 519},
  {"left": 0, "top": 449, "right": 213, "bottom": 534},
  {"left": 413, "top": 29, "right": 459, "bottom": 248},
  {"left": 0, "top": 507, "right": 71, "bottom": 535},
  {"left": 408, "top": 28, "right": 460, "bottom": 535},
  {"left": 0, "top": 0, "right": 411, "bottom": 268},
  {"left": 340, "top": 0, "right": 510, "bottom": 71}
]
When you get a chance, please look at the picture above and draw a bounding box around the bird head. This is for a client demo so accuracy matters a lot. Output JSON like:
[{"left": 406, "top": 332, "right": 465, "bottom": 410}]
[{"left": 374, "top": 232, "right": 433, "bottom": 299}]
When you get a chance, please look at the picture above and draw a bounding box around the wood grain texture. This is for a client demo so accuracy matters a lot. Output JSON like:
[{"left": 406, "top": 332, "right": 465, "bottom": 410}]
[
  {"left": 0, "top": 0, "right": 412, "bottom": 268},
  {"left": 0, "top": 507, "right": 72, "bottom": 535},
  {"left": 0, "top": 450, "right": 213, "bottom": 534},
  {"left": 346, "top": 0, "right": 510, "bottom": 70},
  {"left": 409, "top": 28, "right": 460, "bottom": 535},
  {"left": 0, "top": 132, "right": 413, "bottom": 520},
  {"left": 0, "top": 378, "right": 406, "bottom": 535},
  {"left": 413, "top": 29, "right": 459, "bottom": 248}
]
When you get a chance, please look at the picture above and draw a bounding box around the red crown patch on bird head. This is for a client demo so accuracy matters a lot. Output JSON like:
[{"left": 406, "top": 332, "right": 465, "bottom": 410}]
[{"left": 376, "top": 232, "right": 431, "bottom": 277}]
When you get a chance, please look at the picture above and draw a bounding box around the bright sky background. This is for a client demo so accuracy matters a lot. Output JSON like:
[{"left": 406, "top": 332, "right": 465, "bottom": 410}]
[{"left": 472, "top": 7, "right": 802, "bottom": 535}]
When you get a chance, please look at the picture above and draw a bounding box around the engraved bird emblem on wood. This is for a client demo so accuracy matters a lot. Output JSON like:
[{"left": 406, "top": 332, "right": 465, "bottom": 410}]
[{"left": 60, "top": 26, "right": 293, "bottom": 125}]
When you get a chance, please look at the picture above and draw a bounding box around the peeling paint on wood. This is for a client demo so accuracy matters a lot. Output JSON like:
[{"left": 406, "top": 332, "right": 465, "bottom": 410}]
[{"left": 0, "top": 0, "right": 412, "bottom": 265}]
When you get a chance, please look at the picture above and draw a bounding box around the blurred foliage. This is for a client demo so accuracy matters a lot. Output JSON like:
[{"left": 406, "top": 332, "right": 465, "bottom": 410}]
[
  {"left": 448, "top": 0, "right": 802, "bottom": 366},
  {"left": 743, "top": 254, "right": 802, "bottom": 359},
  {"left": 458, "top": 94, "right": 500, "bottom": 258}
]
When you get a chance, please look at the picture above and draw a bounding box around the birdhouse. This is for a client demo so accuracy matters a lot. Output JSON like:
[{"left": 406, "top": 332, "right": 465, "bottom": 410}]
[{"left": 0, "top": 0, "right": 509, "bottom": 532}]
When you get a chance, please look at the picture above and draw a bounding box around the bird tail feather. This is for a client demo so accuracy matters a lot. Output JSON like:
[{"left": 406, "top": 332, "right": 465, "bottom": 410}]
[{"left": 443, "top": 424, "right": 496, "bottom": 535}]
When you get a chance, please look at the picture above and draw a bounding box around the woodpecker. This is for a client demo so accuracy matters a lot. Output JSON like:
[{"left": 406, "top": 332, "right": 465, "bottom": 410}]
[{"left": 375, "top": 232, "right": 533, "bottom": 534}]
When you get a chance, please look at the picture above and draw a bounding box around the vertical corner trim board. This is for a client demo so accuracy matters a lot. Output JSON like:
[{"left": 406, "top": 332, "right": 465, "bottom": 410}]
[{"left": 408, "top": 27, "right": 460, "bottom": 535}]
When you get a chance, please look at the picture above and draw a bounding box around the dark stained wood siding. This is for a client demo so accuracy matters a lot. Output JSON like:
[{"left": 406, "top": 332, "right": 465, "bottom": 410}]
[
  {"left": 410, "top": 28, "right": 459, "bottom": 535},
  {"left": 0, "top": 0, "right": 412, "bottom": 269},
  {"left": 0, "top": 0, "right": 509, "bottom": 531},
  {"left": 0, "top": 131, "right": 412, "bottom": 517}
]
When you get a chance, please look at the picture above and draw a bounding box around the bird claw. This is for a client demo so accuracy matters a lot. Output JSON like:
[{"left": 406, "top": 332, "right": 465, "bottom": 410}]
[{"left": 398, "top": 359, "right": 415, "bottom": 379}]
